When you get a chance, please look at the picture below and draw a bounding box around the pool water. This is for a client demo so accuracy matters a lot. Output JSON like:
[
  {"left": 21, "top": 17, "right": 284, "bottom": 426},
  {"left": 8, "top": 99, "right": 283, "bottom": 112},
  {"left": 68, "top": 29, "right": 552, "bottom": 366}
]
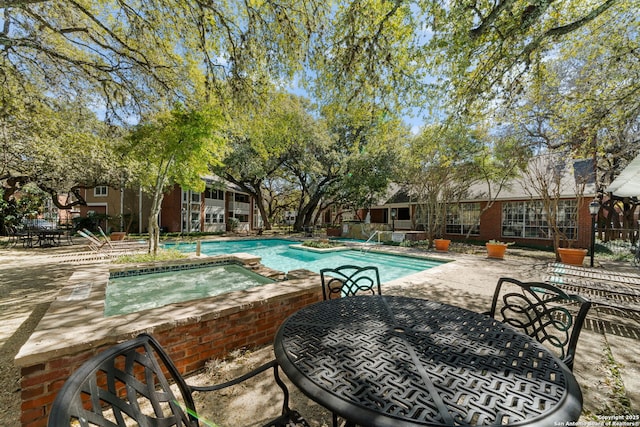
[
  {"left": 104, "top": 264, "right": 274, "bottom": 316},
  {"left": 166, "top": 239, "right": 445, "bottom": 283}
]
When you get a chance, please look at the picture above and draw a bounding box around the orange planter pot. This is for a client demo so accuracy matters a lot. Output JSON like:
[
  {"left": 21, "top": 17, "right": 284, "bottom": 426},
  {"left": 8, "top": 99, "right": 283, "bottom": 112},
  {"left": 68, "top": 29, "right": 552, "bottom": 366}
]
[
  {"left": 434, "top": 239, "right": 451, "bottom": 252},
  {"left": 558, "top": 248, "right": 587, "bottom": 266},
  {"left": 486, "top": 243, "right": 508, "bottom": 259},
  {"left": 110, "top": 232, "right": 127, "bottom": 241}
]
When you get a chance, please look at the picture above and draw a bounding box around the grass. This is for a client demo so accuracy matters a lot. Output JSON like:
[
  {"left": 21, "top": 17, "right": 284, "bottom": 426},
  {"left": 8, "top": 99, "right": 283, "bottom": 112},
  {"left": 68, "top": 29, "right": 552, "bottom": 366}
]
[{"left": 112, "top": 248, "right": 188, "bottom": 264}]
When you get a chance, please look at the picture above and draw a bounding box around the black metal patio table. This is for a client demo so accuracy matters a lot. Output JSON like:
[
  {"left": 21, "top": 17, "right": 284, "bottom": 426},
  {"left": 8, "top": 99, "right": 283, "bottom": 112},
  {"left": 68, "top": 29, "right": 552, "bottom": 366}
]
[
  {"left": 36, "top": 229, "right": 64, "bottom": 247},
  {"left": 274, "top": 295, "right": 582, "bottom": 427}
]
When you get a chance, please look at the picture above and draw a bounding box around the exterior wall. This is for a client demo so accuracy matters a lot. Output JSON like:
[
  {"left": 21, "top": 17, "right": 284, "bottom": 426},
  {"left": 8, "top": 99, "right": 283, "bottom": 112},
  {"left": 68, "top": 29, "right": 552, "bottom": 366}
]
[
  {"left": 76, "top": 181, "right": 257, "bottom": 234},
  {"left": 77, "top": 186, "right": 152, "bottom": 234},
  {"left": 159, "top": 185, "right": 184, "bottom": 232},
  {"left": 361, "top": 196, "right": 596, "bottom": 249},
  {"left": 18, "top": 286, "right": 323, "bottom": 427},
  {"left": 440, "top": 198, "right": 595, "bottom": 249},
  {"left": 203, "top": 195, "right": 226, "bottom": 233}
]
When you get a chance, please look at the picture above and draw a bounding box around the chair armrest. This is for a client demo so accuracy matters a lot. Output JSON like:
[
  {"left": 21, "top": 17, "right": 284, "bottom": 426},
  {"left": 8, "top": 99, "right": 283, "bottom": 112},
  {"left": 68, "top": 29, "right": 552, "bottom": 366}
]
[
  {"left": 188, "top": 359, "right": 298, "bottom": 425},
  {"left": 189, "top": 359, "right": 278, "bottom": 392}
]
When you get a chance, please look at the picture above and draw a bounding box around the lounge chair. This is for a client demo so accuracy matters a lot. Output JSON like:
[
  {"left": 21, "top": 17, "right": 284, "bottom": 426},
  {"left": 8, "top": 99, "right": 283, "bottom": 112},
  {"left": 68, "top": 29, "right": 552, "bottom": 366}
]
[{"left": 77, "top": 229, "right": 110, "bottom": 252}]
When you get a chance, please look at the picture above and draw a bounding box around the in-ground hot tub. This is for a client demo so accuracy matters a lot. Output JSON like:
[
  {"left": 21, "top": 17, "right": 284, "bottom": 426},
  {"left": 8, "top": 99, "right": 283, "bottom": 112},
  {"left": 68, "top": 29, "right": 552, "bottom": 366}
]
[
  {"left": 15, "top": 254, "right": 323, "bottom": 427},
  {"left": 105, "top": 261, "right": 276, "bottom": 316}
]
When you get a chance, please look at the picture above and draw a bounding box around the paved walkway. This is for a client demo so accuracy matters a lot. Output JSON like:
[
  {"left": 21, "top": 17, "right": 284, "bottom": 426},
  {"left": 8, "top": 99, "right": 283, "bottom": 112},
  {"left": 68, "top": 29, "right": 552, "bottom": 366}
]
[{"left": 0, "top": 241, "right": 638, "bottom": 425}]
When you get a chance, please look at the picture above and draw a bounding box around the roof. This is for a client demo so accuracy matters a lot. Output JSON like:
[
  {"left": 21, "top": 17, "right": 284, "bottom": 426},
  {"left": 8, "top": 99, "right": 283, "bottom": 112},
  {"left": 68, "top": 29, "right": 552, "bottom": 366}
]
[
  {"left": 202, "top": 175, "right": 246, "bottom": 194},
  {"left": 461, "top": 156, "right": 597, "bottom": 202},
  {"left": 373, "top": 156, "right": 597, "bottom": 207},
  {"left": 605, "top": 153, "right": 640, "bottom": 198}
]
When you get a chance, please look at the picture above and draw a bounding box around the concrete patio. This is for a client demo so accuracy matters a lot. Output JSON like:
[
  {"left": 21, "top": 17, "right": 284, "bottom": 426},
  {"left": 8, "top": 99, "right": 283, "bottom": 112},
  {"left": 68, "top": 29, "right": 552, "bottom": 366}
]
[{"left": 0, "top": 240, "right": 638, "bottom": 425}]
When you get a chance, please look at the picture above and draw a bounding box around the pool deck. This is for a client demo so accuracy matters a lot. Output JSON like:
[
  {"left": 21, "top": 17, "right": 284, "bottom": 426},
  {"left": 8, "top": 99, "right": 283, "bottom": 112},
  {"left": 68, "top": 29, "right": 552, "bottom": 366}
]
[{"left": 1, "top": 238, "right": 639, "bottom": 425}]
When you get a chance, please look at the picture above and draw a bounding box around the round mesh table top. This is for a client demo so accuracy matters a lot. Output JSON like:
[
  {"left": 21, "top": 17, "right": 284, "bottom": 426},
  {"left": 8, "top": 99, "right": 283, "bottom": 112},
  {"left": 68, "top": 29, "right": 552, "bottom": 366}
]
[{"left": 274, "top": 295, "right": 582, "bottom": 427}]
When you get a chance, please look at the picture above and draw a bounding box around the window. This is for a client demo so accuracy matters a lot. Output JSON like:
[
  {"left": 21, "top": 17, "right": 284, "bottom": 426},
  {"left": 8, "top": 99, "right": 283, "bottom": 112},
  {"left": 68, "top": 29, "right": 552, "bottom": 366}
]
[
  {"left": 231, "top": 214, "right": 249, "bottom": 223},
  {"left": 205, "top": 188, "right": 224, "bottom": 200},
  {"left": 234, "top": 193, "right": 250, "bottom": 203},
  {"left": 396, "top": 207, "right": 410, "bottom": 220},
  {"left": 502, "top": 200, "right": 577, "bottom": 240},
  {"left": 191, "top": 193, "right": 201, "bottom": 203},
  {"left": 205, "top": 212, "right": 225, "bottom": 223},
  {"left": 445, "top": 203, "right": 480, "bottom": 235},
  {"left": 94, "top": 186, "right": 108, "bottom": 197}
]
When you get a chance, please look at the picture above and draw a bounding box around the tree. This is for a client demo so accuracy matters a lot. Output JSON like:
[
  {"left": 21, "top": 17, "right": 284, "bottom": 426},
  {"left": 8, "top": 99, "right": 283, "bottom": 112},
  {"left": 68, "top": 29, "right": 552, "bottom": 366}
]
[
  {"left": 308, "top": 0, "right": 429, "bottom": 115},
  {"left": 0, "top": 87, "right": 122, "bottom": 210},
  {"left": 1, "top": 1, "right": 326, "bottom": 118},
  {"left": 283, "top": 104, "right": 404, "bottom": 232},
  {"left": 424, "top": 0, "right": 625, "bottom": 112},
  {"left": 467, "top": 129, "right": 532, "bottom": 236},
  {"left": 214, "top": 93, "right": 323, "bottom": 230},
  {"left": 521, "top": 153, "right": 592, "bottom": 258},
  {"left": 261, "top": 177, "right": 300, "bottom": 227},
  {"left": 122, "top": 104, "right": 227, "bottom": 254},
  {"left": 401, "top": 121, "right": 484, "bottom": 245},
  {"left": 320, "top": 107, "right": 405, "bottom": 221}
]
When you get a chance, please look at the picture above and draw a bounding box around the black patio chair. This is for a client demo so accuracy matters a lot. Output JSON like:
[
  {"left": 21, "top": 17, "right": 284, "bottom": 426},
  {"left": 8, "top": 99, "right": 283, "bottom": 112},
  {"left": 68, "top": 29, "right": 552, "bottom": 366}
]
[
  {"left": 5, "top": 225, "right": 35, "bottom": 248},
  {"left": 487, "top": 277, "right": 591, "bottom": 371},
  {"left": 320, "top": 265, "right": 382, "bottom": 300},
  {"left": 320, "top": 265, "right": 381, "bottom": 427},
  {"left": 48, "top": 333, "right": 309, "bottom": 427}
]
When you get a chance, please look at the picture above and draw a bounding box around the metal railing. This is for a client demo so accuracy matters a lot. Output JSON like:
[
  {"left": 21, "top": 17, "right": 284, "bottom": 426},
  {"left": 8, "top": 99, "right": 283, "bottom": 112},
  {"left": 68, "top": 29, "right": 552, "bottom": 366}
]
[{"left": 361, "top": 230, "right": 382, "bottom": 252}]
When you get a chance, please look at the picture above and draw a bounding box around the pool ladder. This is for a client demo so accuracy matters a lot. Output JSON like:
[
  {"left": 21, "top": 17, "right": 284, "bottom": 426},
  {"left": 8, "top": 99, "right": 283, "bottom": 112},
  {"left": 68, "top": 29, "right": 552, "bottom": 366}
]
[{"left": 361, "top": 231, "right": 381, "bottom": 252}]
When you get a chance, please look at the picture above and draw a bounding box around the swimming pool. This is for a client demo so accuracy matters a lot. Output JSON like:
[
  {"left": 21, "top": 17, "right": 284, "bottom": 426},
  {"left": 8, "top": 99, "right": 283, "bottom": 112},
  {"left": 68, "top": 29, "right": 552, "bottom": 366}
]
[
  {"left": 166, "top": 239, "right": 445, "bottom": 283},
  {"left": 105, "top": 263, "right": 274, "bottom": 316}
]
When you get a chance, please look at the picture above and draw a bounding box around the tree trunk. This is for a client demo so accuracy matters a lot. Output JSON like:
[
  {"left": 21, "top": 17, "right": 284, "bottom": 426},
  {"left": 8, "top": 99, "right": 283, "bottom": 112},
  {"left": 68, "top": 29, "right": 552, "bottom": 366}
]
[
  {"left": 148, "top": 182, "right": 166, "bottom": 255},
  {"left": 253, "top": 186, "right": 272, "bottom": 230}
]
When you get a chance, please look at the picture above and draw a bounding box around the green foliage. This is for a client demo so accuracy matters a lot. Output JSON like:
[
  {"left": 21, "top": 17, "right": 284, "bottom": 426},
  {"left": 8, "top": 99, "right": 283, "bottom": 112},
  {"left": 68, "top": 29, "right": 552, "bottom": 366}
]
[
  {"left": 0, "top": 184, "right": 48, "bottom": 229},
  {"left": 399, "top": 239, "right": 429, "bottom": 248},
  {"left": 124, "top": 104, "right": 228, "bottom": 194},
  {"left": 122, "top": 103, "right": 228, "bottom": 253},
  {"left": 401, "top": 121, "right": 484, "bottom": 240},
  {"left": 302, "top": 239, "right": 339, "bottom": 249}
]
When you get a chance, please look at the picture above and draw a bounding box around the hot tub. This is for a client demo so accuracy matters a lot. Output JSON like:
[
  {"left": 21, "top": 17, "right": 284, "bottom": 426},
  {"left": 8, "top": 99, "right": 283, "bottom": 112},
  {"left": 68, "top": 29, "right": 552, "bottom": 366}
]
[{"left": 105, "top": 262, "right": 275, "bottom": 316}]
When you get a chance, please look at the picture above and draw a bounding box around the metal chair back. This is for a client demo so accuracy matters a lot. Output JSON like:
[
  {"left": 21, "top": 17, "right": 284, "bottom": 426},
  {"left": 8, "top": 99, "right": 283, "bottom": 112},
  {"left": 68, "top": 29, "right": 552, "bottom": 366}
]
[
  {"left": 48, "top": 334, "right": 197, "bottom": 426},
  {"left": 488, "top": 277, "right": 591, "bottom": 370},
  {"left": 320, "top": 265, "right": 382, "bottom": 300},
  {"left": 49, "top": 333, "right": 309, "bottom": 427}
]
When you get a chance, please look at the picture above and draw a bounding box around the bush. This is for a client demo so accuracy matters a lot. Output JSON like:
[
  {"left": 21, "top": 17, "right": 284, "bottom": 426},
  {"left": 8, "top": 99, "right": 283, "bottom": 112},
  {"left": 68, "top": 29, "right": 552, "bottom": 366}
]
[{"left": 302, "top": 239, "right": 337, "bottom": 249}]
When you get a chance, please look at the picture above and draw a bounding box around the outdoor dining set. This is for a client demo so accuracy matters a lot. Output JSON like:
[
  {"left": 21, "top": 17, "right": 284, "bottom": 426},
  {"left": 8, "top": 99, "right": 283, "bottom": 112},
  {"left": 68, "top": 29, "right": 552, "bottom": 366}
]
[
  {"left": 5, "top": 223, "right": 72, "bottom": 248},
  {"left": 48, "top": 265, "right": 591, "bottom": 427}
]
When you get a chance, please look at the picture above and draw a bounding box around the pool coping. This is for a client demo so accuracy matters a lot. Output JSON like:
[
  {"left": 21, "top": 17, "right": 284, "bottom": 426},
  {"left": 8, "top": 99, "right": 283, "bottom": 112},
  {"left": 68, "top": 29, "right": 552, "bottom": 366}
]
[{"left": 14, "top": 254, "right": 319, "bottom": 367}]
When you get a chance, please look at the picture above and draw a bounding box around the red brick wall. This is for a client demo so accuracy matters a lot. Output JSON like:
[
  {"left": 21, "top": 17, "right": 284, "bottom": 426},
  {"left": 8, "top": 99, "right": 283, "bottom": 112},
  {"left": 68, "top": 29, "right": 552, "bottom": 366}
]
[
  {"left": 443, "top": 198, "right": 596, "bottom": 249},
  {"left": 19, "top": 289, "right": 323, "bottom": 427},
  {"left": 160, "top": 185, "right": 183, "bottom": 232}
]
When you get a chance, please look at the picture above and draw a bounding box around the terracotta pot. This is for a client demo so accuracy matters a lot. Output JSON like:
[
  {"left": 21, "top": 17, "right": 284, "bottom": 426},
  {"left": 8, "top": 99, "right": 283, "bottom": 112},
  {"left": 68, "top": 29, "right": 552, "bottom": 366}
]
[
  {"left": 557, "top": 248, "right": 587, "bottom": 266},
  {"left": 486, "top": 243, "right": 508, "bottom": 259},
  {"left": 110, "top": 232, "right": 126, "bottom": 241},
  {"left": 434, "top": 239, "right": 451, "bottom": 252}
]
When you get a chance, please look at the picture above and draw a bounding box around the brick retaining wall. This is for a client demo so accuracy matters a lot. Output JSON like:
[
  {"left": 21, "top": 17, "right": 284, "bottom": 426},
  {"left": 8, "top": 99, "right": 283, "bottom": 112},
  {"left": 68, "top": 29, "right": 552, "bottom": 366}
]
[{"left": 19, "top": 287, "right": 322, "bottom": 427}]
